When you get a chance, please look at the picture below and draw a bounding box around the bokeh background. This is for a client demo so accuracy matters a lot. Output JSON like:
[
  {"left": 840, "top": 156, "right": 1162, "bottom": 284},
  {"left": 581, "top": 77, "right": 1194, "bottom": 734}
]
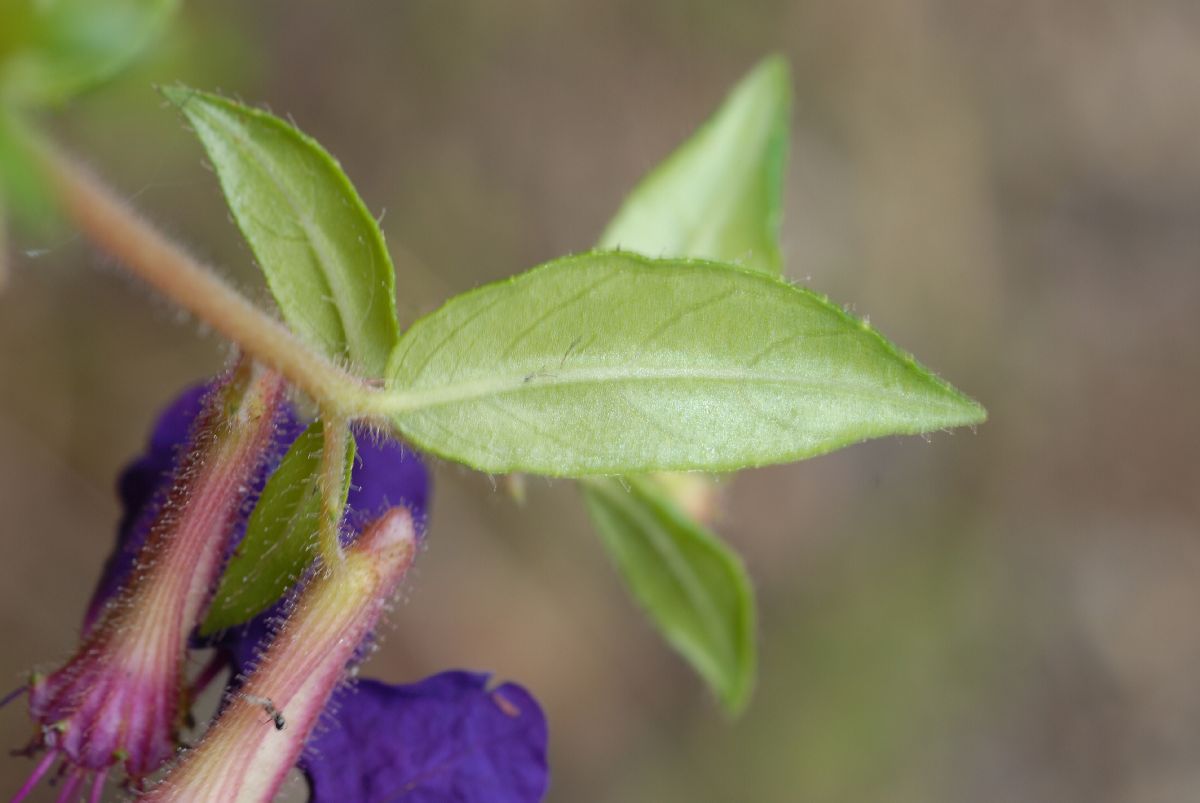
[{"left": 2, "top": 1, "right": 1199, "bottom": 800}]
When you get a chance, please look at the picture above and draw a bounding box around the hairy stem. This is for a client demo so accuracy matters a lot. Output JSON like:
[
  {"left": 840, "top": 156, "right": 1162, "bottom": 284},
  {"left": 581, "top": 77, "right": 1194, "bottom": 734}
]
[
  {"left": 317, "top": 416, "right": 350, "bottom": 568},
  {"left": 145, "top": 509, "right": 417, "bottom": 803},
  {"left": 38, "top": 142, "right": 373, "bottom": 416}
]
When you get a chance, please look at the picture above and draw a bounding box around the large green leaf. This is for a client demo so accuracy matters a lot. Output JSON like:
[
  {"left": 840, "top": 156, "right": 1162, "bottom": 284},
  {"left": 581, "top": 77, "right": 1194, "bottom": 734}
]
[
  {"left": 163, "top": 87, "right": 400, "bottom": 377},
  {"left": 598, "top": 55, "right": 790, "bottom": 276},
  {"left": 383, "top": 251, "right": 985, "bottom": 475},
  {"left": 583, "top": 476, "right": 756, "bottom": 713},
  {"left": 200, "top": 421, "right": 354, "bottom": 635},
  {"left": 0, "top": 0, "right": 177, "bottom": 107},
  {"left": 586, "top": 58, "right": 792, "bottom": 708}
]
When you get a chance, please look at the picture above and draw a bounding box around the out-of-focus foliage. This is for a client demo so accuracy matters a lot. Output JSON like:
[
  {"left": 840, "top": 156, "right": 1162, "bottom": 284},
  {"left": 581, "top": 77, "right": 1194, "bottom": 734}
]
[
  {"left": 583, "top": 476, "right": 755, "bottom": 713},
  {"left": 0, "top": 0, "right": 177, "bottom": 107},
  {"left": 0, "top": 0, "right": 178, "bottom": 255},
  {"left": 0, "top": 110, "right": 51, "bottom": 227}
]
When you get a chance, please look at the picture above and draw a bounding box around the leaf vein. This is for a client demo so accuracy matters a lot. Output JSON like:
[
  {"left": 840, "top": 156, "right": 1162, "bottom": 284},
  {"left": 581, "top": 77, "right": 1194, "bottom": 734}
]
[
  {"left": 498, "top": 270, "right": 623, "bottom": 360},
  {"left": 638, "top": 288, "right": 737, "bottom": 347}
]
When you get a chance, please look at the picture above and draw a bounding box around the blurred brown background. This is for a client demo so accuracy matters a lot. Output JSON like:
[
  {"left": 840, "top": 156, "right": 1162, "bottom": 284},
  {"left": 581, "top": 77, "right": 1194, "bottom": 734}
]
[{"left": 2, "top": 1, "right": 1199, "bottom": 800}]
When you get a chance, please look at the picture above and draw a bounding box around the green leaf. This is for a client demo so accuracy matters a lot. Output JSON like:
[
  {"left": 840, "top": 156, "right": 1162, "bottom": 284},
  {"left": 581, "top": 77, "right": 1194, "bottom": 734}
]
[
  {"left": 384, "top": 251, "right": 985, "bottom": 475},
  {"left": 583, "top": 476, "right": 756, "bottom": 713},
  {"left": 0, "top": 0, "right": 177, "bottom": 107},
  {"left": 589, "top": 58, "right": 789, "bottom": 711},
  {"left": 0, "top": 109, "right": 54, "bottom": 229},
  {"left": 0, "top": 199, "right": 7, "bottom": 291},
  {"left": 200, "top": 421, "right": 354, "bottom": 635},
  {"left": 162, "top": 86, "right": 400, "bottom": 377},
  {"left": 598, "top": 55, "right": 790, "bottom": 276}
]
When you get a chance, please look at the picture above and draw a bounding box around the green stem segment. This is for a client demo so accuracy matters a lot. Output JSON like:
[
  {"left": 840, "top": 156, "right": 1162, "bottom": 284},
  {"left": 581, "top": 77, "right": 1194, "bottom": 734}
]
[
  {"left": 144, "top": 508, "right": 418, "bottom": 803},
  {"left": 37, "top": 141, "right": 374, "bottom": 418},
  {"left": 316, "top": 415, "right": 350, "bottom": 568}
]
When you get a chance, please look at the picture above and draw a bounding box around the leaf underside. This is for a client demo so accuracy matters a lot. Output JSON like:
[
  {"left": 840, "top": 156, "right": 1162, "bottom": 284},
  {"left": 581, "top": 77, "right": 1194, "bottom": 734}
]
[
  {"left": 163, "top": 86, "right": 400, "bottom": 377},
  {"left": 386, "top": 251, "right": 984, "bottom": 476},
  {"left": 584, "top": 476, "right": 756, "bottom": 713},
  {"left": 598, "top": 55, "right": 790, "bottom": 276},
  {"left": 585, "top": 56, "right": 792, "bottom": 712}
]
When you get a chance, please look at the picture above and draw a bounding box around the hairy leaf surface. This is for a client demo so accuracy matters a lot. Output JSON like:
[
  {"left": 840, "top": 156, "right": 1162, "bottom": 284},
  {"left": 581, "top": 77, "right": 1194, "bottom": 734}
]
[
  {"left": 164, "top": 87, "right": 399, "bottom": 377},
  {"left": 588, "top": 58, "right": 791, "bottom": 708},
  {"left": 385, "top": 251, "right": 984, "bottom": 475}
]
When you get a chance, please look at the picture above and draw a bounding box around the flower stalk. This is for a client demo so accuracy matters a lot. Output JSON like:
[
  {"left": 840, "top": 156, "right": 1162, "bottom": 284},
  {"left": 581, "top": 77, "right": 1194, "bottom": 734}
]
[
  {"left": 16, "top": 360, "right": 288, "bottom": 798},
  {"left": 316, "top": 414, "right": 350, "bottom": 568},
  {"left": 145, "top": 507, "right": 418, "bottom": 802},
  {"left": 35, "top": 140, "right": 372, "bottom": 418}
]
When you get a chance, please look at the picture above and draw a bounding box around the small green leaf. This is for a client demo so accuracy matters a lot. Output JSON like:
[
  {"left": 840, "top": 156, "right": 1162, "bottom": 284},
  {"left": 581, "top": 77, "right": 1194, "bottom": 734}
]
[
  {"left": 162, "top": 86, "right": 400, "bottom": 377},
  {"left": 384, "top": 251, "right": 985, "bottom": 475},
  {"left": 0, "top": 109, "right": 54, "bottom": 228},
  {"left": 598, "top": 55, "right": 790, "bottom": 276},
  {"left": 0, "top": 0, "right": 177, "bottom": 107},
  {"left": 200, "top": 421, "right": 354, "bottom": 635},
  {"left": 583, "top": 476, "right": 756, "bottom": 713}
]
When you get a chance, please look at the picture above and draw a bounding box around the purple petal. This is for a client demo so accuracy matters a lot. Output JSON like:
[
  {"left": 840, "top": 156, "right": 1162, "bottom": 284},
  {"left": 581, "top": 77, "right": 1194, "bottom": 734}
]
[
  {"left": 216, "top": 601, "right": 284, "bottom": 680},
  {"left": 301, "top": 672, "right": 549, "bottom": 803},
  {"left": 345, "top": 425, "right": 430, "bottom": 544}
]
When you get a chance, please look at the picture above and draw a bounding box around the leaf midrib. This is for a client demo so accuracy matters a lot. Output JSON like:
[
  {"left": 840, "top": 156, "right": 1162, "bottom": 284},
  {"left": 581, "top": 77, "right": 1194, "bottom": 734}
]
[{"left": 384, "top": 362, "right": 975, "bottom": 417}]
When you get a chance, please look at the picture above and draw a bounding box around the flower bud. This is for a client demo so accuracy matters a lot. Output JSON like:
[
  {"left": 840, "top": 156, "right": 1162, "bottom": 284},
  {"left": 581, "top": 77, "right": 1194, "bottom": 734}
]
[
  {"left": 146, "top": 507, "right": 418, "bottom": 803},
  {"left": 14, "top": 360, "right": 288, "bottom": 800}
]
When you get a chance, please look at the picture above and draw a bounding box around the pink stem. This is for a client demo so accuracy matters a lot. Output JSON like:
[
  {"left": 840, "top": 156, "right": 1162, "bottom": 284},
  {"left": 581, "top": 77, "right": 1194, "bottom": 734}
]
[
  {"left": 86, "top": 769, "right": 108, "bottom": 803},
  {"left": 145, "top": 509, "right": 417, "bottom": 802},
  {"left": 53, "top": 768, "right": 83, "bottom": 803},
  {"left": 11, "top": 751, "right": 59, "bottom": 803}
]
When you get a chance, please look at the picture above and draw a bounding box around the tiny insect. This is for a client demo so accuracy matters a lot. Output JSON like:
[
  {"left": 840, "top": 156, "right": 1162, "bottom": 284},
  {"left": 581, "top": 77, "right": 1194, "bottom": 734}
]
[{"left": 241, "top": 693, "right": 286, "bottom": 731}]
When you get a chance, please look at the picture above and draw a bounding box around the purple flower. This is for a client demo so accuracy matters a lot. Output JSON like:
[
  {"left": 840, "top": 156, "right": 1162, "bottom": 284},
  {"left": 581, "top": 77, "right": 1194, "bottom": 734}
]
[
  {"left": 15, "top": 364, "right": 292, "bottom": 802},
  {"left": 13, "top": 377, "right": 549, "bottom": 803},
  {"left": 304, "top": 673, "right": 549, "bottom": 803}
]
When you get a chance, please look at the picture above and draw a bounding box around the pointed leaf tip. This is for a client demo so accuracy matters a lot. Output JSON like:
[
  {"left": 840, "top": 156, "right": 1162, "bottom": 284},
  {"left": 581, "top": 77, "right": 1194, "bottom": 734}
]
[
  {"left": 385, "top": 251, "right": 983, "bottom": 476},
  {"left": 584, "top": 476, "right": 756, "bottom": 713},
  {"left": 599, "top": 55, "right": 792, "bottom": 276},
  {"left": 164, "top": 85, "right": 400, "bottom": 377}
]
